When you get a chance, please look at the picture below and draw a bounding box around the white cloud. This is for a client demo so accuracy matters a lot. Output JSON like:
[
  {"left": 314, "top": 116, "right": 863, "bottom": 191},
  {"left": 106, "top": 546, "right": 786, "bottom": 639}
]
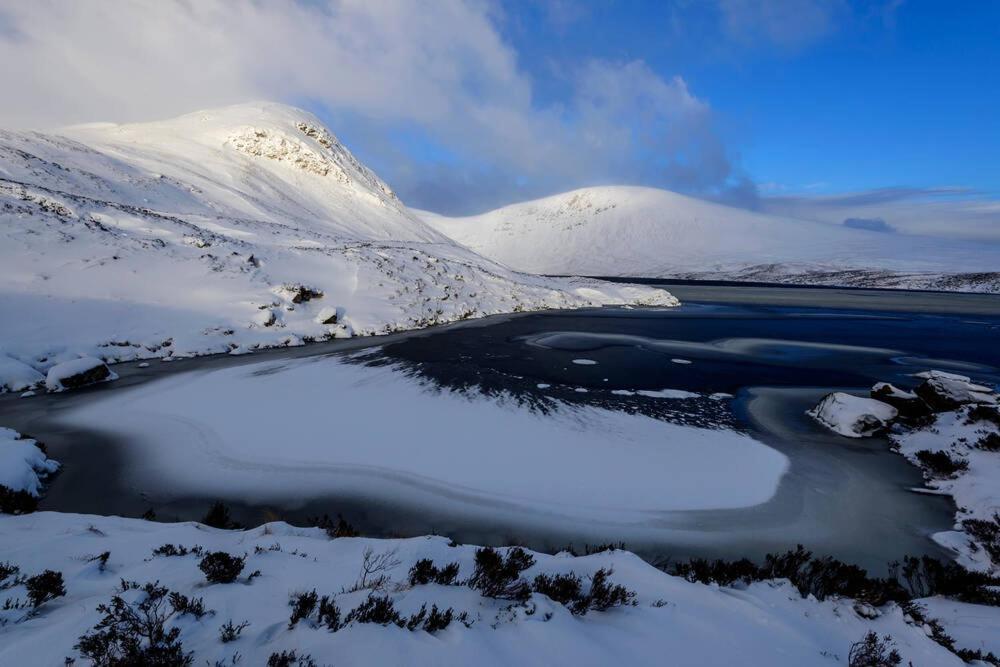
[
  {"left": 716, "top": 0, "right": 847, "bottom": 50},
  {"left": 0, "top": 0, "right": 732, "bottom": 213}
]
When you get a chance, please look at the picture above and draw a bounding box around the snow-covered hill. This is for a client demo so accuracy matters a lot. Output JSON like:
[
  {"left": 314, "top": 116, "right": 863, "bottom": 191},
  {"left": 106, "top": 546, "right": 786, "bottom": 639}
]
[
  {"left": 0, "top": 104, "right": 673, "bottom": 390},
  {"left": 421, "top": 186, "right": 1000, "bottom": 292}
]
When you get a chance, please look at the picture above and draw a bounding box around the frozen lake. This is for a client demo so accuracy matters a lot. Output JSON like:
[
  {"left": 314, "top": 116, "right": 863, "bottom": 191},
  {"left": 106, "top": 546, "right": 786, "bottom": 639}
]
[{"left": 3, "top": 283, "right": 999, "bottom": 573}]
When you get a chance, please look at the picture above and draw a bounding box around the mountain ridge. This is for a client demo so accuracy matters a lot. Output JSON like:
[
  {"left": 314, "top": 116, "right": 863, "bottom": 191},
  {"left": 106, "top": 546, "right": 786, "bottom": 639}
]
[{"left": 421, "top": 185, "right": 1000, "bottom": 292}]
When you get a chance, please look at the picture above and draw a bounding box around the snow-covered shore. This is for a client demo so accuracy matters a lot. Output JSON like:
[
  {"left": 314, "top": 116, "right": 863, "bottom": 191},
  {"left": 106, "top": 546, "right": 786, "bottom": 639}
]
[
  {"left": 0, "top": 103, "right": 675, "bottom": 393},
  {"left": 808, "top": 371, "right": 1000, "bottom": 576},
  {"left": 0, "top": 512, "right": 978, "bottom": 666}
]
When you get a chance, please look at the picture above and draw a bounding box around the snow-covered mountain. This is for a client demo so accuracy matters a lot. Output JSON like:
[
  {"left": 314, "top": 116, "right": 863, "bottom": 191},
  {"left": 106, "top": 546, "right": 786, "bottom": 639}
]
[
  {"left": 0, "top": 103, "right": 673, "bottom": 389},
  {"left": 421, "top": 186, "right": 1000, "bottom": 292}
]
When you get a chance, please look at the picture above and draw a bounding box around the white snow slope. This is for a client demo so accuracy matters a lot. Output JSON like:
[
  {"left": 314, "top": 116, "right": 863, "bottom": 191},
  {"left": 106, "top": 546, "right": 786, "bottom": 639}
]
[
  {"left": 421, "top": 186, "right": 1000, "bottom": 292},
  {"left": 0, "top": 104, "right": 674, "bottom": 391},
  {"left": 0, "top": 512, "right": 975, "bottom": 667}
]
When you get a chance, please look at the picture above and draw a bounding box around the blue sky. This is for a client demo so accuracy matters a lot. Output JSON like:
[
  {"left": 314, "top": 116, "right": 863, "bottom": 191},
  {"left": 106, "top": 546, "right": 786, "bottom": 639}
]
[
  {"left": 1, "top": 0, "right": 997, "bottom": 236},
  {"left": 444, "top": 0, "right": 1000, "bottom": 200}
]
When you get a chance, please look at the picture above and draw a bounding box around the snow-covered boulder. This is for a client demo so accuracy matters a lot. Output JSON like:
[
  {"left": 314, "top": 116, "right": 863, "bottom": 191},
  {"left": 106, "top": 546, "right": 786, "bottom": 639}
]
[
  {"left": 315, "top": 306, "right": 340, "bottom": 325},
  {"left": 0, "top": 427, "right": 59, "bottom": 500},
  {"left": 808, "top": 392, "right": 898, "bottom": 438},
  {"left": 45, "top": 356, "right": 116, "bottom": 392},
  {"left": 870, "top": 382, "right": 929, "bottom": 418},
  {"left": 0, "top": 353, "right": 44, "bottom": 393},
  {"left": 914, "top": 370, "right": 998, "bottom": 411}
]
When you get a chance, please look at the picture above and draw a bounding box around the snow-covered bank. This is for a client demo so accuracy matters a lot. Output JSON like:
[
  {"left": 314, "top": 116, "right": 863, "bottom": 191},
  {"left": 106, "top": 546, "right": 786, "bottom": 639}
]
[
  {"left": 0, "top": 103, "right": 675, "bottom": 393},
  {"left": 52, "top": 354, "right": 788, "bottom": 520},
  {"left": 0, "top": 427, "right": 59, "bottom": 500},
  {"left": 808, "top": 372, "right": 1000, "bottom": 575},
  {"left": 420, "top": 186, "right": 1000, "bottom": 292},
  {"left": 0, "top": 512, "right": 977, "bottom": 666},
  {"left": 891, "top": 400, "right": 1000, "bottom": 574}
]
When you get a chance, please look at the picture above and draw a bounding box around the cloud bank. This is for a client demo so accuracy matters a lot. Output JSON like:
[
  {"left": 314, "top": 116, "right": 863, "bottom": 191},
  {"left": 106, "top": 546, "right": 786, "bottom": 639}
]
[{"left": 0, "top": 0, "right": 735, "bottom": 214}]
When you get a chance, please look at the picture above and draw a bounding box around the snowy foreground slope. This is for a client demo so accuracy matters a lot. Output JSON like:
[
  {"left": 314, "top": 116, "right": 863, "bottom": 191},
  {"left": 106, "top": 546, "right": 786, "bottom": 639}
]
[
  {"left": 0, "top": 104, "right": 673, "bottom": 390},
  {"left": 0, "top": 513, "right": 979, "bottom": 666},
  {"left": 421, "top": 186, "right": 1000, "bottom": 292}
]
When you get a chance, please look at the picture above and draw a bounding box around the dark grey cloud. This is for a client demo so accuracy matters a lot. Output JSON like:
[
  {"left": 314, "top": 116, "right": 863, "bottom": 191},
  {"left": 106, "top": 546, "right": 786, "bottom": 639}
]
[{"left": 843, "top": 217, "right": 896, "bottom": 233}]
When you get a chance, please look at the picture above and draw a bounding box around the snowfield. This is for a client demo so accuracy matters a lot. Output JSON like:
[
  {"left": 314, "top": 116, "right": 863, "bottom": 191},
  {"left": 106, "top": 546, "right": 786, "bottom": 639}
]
[
  {"left": 0, "top": 512, "right": 976, "bottom": 666},
  {"left": 52, "top": 354, "right": 789, "bottom": 519},
  {"left": 421, "top": 186, "right": 1000, "bottom": 292},
  {"left": 0, "top": 103, "right": 675, "bottom": 392}
]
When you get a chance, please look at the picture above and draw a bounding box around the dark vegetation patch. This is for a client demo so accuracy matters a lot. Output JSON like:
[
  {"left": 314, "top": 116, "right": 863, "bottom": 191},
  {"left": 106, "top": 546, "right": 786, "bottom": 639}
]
[
  {"left": 963, "top": 514, "right": 1000, "bottom": 565},
  {"left": 308, "top": 513, "right": 359, "bottom": 538},
  {"left": 671, "top": 545, "right": 1000, "bottom": 607},
  {"left": 848, "top": 631, "right": 901, "bottom": 667},
  {"left": 407, "top": 558, "right": 460, "bottom": 586},
  {"left": 75, "top": 582, "right": 194, "bottom": 666},
  {"left": 0, "top": 485, "right": 38, "bottom": 515},
  {"left": 26, "top": 570, "right": 66, "bottom": 608},
  {"left": 468, "top": 547, "right": 534, "bottom": 601},
  {"left": 198, "top": 552, "right": 245, "bottom": 585},
  {"left": 914, "top": 449, "right": 968, "bottom": 477}
]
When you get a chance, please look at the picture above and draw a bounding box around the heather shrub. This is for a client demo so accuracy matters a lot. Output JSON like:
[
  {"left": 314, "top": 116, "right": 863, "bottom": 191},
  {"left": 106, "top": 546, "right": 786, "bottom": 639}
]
[
  {"left": 468, "top": 547, "right": 534, "bottom": 601},
  {"left": 848, "top": 631, "right": 901, "bottom": 667},
  {"left": 915, "top": 450, "right": 968, "bottom": 477},
  {"left": 75, "top": 582, "right": 193, "bottom": 666},
  {"left": 198, "top": 552, "right": 245, "bottom": 584},
  {"left": 26, "top": 569, "right": 66, "bottom": 608}
]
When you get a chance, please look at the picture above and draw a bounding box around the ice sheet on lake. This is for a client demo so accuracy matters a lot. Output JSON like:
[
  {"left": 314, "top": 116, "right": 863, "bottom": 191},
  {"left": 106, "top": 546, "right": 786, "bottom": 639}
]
[{"left": 55, "top": 356, "right": 789, "bottom": 521}]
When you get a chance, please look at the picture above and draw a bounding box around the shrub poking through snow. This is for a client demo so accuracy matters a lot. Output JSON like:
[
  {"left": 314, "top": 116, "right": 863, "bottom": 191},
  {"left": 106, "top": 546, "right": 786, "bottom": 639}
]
[
  {"left": 468, "top": 547, "right": 534, "bottom": 601},
  {"left": 75, "top": 582, "right": 193, "bottom": 666},
  {"left": 421, "top": 605, "right": 456, "bottom": 633},
  {"left": 218, "top": 619, "right": 250, "bottom": 643},
  {"left": 89, "top": 551, "right": 111, "bottom": 572},
  {"left": 344, "top": 594, "right": 404, "bottom": 627},
  {"left": 310, "top": 513, "right": 359, "bottom": 538},
  {"left": 914, "top": 449, "right": 968, "bottom": 477},
  {"left": 152, "top": 544, "right": 202, "bottom": 558},
  {"left": 25, "top": 569, "right": 65, "bottom": 608},
  {"left": 0, "top": 561, "right": 19, "bottom": 583},
  {"left": 408, "top": 558, "right": 460, "bottom": 586},
  {"left": 583, "top": 568, "right": 636, "bottom": 612},
  {"left": 893, "top": 555, "right": 1000, "bottom": 605},
  {"left": 671, "top": 557, "right": 759, "bottom": 587},
  {"left": 287, "top": 590, "right": 318, "bottom": 628},
  {"left": 848, "top": 631, "right": 901, "bottom": 667},
  {"left": 532, "top": 572, "right": 583, "bottom": 607},
  {"left": 0, "top": 486, "right": 38, "bottom": 514},
  {"left": 198, "top": 552, "right": 245, "bottom": 584},
  {"left": 354, "top": 547, "right": 401, "bottom": 591},
  {"left": 168, "top": 592, "right": 209, "bottom": 619},
  {"left": 977, "top": 432, "right": 1000, "bottom": 451},
  {"left": 317, "top": 595, "right": 341, "bottom": 631},
  {"left": 966, "top": 404, "right": 1000, "bottom": 427},
  {"left": 267, "top": 649, "right": 317, "bottom": 667},
  {"left": 963, "top": 516, "right": 1000, "bottom": 566}
]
